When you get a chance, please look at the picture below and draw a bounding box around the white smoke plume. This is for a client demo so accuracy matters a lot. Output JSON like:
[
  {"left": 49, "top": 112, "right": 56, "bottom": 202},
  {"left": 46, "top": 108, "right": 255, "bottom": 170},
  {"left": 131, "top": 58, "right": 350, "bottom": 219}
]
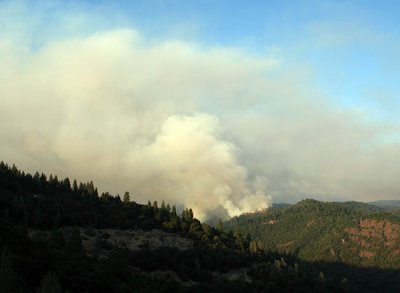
[
  {"left": 0, "top": 28, "right": 271, "bottom": 220},
  {"left": 125, "top": 113, "right": 270, "bottom": 220},
  {"left": 2, "top": 2, "right": 400, "bottom": 217}
]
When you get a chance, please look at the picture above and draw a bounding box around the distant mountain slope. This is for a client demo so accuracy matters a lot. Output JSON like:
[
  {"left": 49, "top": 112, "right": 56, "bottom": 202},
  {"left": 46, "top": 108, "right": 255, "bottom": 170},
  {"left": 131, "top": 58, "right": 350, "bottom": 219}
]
[
  {"left": 271, "top": 203, "right": 291, "bottom": 209},
  {"left": 225, "top": 199, "right": 400, "bottom": 269},
  {"left": 369, "top": 200, "right": 400, "bottom": 211}
]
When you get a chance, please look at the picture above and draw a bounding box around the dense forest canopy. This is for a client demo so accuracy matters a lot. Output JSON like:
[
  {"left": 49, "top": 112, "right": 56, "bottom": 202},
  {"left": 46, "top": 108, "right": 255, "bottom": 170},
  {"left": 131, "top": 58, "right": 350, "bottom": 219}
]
[
  {"left": 0, "top": 161, "right": 343, "bottom": 292},
  {"left": 0, "top": 161, "right": 399, "bottom": 292},
  {"left": 226, "top": 199, "right": 400, "bottom": 265}
]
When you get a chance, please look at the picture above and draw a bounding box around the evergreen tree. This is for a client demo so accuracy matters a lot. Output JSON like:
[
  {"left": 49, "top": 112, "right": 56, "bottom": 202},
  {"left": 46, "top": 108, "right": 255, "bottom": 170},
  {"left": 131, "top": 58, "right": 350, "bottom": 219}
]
[
  {"left": 87, "top": 181, "right": 95, "bottom": 196},
  {"left": 188, "top": 219, "right": 203, "bottom": 239},
  {"left": 188, "top": 208, "right": 194, "bottom": 220},
  {"left": 123, "top": 192, "right": 130, "bottom": 203},
  {"left": 33, "top": 171, "right": 40, "bottom": 182},
  {"left": 39, "top": 173, "right": 47, "bottom": 188},
  {"left": 72, "top": 179, "right": 78, "bottom": 194},
  {"left": 53, "top": 175, "right": 59, "bottom": 186},
  {"left": 182, "top": 209, "right": 188, "bottom": 221},
  {"left": 171, "top": 205, "right": 177, "bottom": 217},
  {"left": 63, "top": 177, "right": 71, "bottom": 192},
  {"left": 11, "top": 164, "right": 19, "bottom": 175}
]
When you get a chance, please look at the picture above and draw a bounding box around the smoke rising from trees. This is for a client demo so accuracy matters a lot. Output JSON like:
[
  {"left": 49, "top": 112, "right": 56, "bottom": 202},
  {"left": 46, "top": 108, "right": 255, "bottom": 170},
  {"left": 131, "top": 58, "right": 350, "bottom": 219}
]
[{"left": 1, "top": 17, "right": 400, "bottom": 216}]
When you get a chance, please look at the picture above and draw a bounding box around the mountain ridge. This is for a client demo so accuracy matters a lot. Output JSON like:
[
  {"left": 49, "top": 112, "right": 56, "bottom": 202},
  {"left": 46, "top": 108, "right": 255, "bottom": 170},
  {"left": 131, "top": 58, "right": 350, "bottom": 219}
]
[
  {"left": 225, "top": 198, "right": 400, "bottom": 268},
  {"left": 0, "top": 161, "right": 349, "bottom": 292},
  {"left": 369, "top": 199, "right": 400, "bottom": 211},
  {"left": 1, "top": 161, "right": 399, "bottom": 292}
]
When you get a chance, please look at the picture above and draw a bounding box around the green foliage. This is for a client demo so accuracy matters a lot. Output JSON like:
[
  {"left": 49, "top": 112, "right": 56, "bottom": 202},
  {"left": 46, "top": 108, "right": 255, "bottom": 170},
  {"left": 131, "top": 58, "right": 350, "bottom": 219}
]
[
  {"left": 0, "top": 161, "right": 399, "bottom": 292},
  {"left": 225, "top": 198, "right": 400, "bottom": 273}
]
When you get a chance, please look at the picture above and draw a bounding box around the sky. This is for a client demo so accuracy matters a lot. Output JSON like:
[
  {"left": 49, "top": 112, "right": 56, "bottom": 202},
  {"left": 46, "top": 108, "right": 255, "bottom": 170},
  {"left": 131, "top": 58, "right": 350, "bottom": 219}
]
[{"left": 1, "top": 0, "right": 400, "bottom": 220}]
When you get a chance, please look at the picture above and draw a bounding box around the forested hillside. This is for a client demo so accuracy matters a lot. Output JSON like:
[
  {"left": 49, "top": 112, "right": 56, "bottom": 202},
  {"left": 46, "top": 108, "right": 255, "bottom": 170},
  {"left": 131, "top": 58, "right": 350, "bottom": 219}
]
[
  {"left": 225, "top": 199, "right": 400, "bottom": 266},
  {"left": 369, "top": 200, "right": 400, "bottom": 211},
  {"left": 0, "top": 162, "right": 346, "bottom": 292},
  {"left": 225, "top": 199, "right": 400, "bottom": 291},
  {"left": 1, "top": 161, "right": 399, "bottom": 292}
]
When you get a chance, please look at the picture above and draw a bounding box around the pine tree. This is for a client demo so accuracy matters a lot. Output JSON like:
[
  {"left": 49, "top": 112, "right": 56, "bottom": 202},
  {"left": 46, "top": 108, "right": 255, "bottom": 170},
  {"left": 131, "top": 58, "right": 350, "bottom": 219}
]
[
  {"left": 87, "top": 181, "right": 95, "bottom": 196},
  {"left": 33, "top": 171, "right": 40, "bottom": 182},
  {"left": 40, "top": 173, "right": 47, "bottom": 188},
  {"left": 188, "top": 208, "right": 194, "bottom": 220},
  {"left": 171, "top": 205, "right": 177, "bottom": 217},
  {"left": 78, "top": 182, "right": 85, "bottom": 197},
  {"left": 188, "top": 219, "right": 203, "bottom": 239},
  {"left": 53, "top": 175, "right": 59, "bottom": 185},
  {"left": 72, "top": 179, "right": 78, "bottom": 194},
  {"left": 123, "top": 192, "right": 130, "bottom": 203},
  {"left": 11, "top": 164, "right": 19, "bottom": 175},
  {"left": 181, "top": 209, "right": 188, "bottom": 221},
  {"left": 63, "top": 177, "right": 71, "bottom": 192}
]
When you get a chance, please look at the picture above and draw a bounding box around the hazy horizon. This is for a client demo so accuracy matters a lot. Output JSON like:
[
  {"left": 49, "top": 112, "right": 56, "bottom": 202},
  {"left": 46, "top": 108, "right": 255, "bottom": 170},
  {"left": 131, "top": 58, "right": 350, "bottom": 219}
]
[{"left": 1, "top": 1, "right": 400, "bottom": 220}]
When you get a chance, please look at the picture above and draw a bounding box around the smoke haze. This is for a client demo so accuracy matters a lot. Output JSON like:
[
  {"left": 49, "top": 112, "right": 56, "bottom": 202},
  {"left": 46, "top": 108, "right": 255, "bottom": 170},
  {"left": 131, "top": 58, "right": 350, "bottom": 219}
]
[
  {"left": 1, "top": 3, "right": 400, "bottom": 220},
  {"left": 0, "top": 29, "right": 273, "bottom": 220}
]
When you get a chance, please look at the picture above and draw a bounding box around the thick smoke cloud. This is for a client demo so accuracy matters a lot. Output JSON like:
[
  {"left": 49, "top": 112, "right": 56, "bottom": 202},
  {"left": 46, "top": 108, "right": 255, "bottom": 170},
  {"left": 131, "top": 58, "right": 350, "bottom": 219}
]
[
  {"left": 125, "top": 113, "right": 269, "bottom": 220},
  {"left": 1, "top": 10, "right": 400, "bottom": 218},
  {"left": 0, "top": 28, "right": 272, "bottom": 220}
]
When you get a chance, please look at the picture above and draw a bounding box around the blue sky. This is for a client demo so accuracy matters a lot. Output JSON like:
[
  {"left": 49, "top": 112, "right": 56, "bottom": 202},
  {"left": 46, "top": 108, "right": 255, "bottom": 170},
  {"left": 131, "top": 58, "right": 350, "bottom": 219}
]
[{"left": 1, "top": 0, "right": 400, "bottom": 208}]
